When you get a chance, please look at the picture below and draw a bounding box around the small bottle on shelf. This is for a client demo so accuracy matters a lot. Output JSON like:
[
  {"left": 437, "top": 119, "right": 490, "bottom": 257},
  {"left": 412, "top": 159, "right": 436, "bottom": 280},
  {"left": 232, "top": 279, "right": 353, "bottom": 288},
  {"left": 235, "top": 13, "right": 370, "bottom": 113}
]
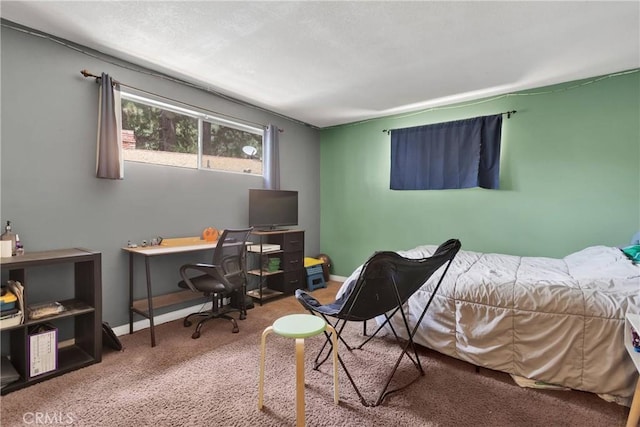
[
  {"left": 0, "top": 221, "right": 17, "bottom": 256},
  {"left": 14, "top": 235, "right": 24, "bottom": 256}
]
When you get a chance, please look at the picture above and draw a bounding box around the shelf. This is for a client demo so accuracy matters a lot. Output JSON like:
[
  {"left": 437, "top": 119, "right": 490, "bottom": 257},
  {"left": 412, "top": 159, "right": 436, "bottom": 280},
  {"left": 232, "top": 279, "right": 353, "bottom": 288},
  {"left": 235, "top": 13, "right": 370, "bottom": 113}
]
[
  {"left": 246, "top": 249, "right": 283, "bottom": 254},
  {"left": 0, "top": 299, "right": 96, "bottom": 332},
  {"left": 247, "top": 269, "right": 283, "bottom": 276},
  {"left": 0, "top": 248, "right": 97, "bottom": 267},
  {"left": 247, "top": 288, "right": 283, "bottom": 301},
  {"left": 1, "top": 345, "right": 95, "bottom": 395},
  {"left": 625, "top": 313, "right": 640, "bottom": 372},
  {"left": 132, "top": 289, "right": 206, "bottom": 313},
  {"left": 0, "top": 248, "right": 101, "bottom": 395}
]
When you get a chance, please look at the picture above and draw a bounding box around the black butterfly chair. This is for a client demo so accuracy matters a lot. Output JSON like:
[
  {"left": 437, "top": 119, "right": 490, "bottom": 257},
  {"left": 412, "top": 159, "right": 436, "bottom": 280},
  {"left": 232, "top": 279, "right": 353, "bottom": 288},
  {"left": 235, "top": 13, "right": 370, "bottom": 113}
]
[
  {"left": 295, "top": 238, "right": 461, "bottom": 407},
  {"left": 178, "top": 228, "right": 253, "bottom": 339}
]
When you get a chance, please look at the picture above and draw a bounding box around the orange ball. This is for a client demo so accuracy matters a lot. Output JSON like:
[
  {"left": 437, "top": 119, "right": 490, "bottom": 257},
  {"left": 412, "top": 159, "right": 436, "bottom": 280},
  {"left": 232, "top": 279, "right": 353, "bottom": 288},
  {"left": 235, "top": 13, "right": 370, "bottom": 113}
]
[{"left": 202, "top": 227, "right": 219, "bottom": 242}]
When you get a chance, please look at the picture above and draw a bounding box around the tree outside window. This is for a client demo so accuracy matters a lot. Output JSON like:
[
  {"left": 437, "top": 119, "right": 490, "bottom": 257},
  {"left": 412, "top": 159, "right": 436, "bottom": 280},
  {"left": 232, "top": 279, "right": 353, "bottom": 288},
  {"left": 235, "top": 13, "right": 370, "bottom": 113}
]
[{"left": 121, "top": 93, "right": 263, "bottom": 174}]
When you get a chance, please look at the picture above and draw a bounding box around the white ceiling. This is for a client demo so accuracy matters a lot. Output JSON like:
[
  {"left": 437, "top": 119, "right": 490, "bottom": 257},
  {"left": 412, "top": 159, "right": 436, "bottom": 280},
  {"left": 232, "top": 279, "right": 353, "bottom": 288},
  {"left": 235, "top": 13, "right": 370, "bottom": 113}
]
[{"left": 1, "top": 1, "right": 639, "bottom": 128}]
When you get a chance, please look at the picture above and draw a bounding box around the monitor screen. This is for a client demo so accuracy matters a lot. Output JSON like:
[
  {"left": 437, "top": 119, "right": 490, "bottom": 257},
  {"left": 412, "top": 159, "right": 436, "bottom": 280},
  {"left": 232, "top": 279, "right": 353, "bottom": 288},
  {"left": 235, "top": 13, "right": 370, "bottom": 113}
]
[{"left": 248, "top": 189, "right": 298, "bottom": 230}]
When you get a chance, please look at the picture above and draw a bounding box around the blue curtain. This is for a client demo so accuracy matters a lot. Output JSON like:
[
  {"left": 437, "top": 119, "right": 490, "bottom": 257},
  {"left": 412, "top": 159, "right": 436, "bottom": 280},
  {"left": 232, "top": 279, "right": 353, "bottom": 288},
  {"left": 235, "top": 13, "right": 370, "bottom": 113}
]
[
  {"left": 263, "top": 124, "right": 280, "bottom": 189},
  {"left": 96, "top": 73, "right": 123, "bottom": 179},
  {"left": 390, "top": 114, "right": 502, "bottom": 190}
]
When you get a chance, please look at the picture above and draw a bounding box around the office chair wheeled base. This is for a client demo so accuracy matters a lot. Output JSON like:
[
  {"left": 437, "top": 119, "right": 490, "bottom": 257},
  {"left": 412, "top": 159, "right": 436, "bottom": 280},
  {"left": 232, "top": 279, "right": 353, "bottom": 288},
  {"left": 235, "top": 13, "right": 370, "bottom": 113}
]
[
  {"left": 183, "top": 307, "right": 243, "bottom": 339},
  {"left": 182, "top": 290, "right": 247, "bottom": 338}
]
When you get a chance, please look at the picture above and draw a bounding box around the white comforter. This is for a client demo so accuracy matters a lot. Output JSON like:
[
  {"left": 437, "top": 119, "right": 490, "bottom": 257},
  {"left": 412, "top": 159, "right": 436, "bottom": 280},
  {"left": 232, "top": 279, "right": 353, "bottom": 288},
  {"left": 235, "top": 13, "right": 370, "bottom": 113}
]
[{"left": 340, "top": 245, "right": 640, "bottom": 399}]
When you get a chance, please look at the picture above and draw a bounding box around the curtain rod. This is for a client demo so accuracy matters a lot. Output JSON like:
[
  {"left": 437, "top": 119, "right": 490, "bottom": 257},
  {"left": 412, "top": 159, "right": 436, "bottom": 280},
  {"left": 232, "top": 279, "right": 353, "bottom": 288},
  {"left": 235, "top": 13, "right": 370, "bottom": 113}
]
[
  {"left": 80, "top": 69, "right": 283, "bottom": 132},
  {"left": 382, "top": 110, "right": 517, "bottom": 134}
]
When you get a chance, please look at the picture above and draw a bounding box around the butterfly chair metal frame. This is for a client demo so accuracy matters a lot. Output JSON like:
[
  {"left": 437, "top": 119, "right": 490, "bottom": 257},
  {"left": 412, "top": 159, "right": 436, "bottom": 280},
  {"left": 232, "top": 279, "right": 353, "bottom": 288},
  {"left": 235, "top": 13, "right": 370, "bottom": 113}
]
[{"left": 295, "top": 239, "right": 461, "bottom": 407}]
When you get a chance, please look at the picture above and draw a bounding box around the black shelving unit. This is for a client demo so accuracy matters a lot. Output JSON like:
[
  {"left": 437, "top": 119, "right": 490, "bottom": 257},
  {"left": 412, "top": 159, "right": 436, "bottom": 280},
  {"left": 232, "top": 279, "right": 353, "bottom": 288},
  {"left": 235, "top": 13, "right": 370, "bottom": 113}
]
[
  {"left": 0, "top": 248, "right": 102, "bottom": 394},
  {"left": 246, "top": 230, "right": 304, "bottom": 305}
]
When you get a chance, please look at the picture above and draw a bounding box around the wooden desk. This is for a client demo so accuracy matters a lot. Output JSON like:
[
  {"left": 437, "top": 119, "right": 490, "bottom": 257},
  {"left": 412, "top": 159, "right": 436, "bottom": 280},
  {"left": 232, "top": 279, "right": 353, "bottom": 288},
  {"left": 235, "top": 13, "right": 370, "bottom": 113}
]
[{"left": 123, "top": 237, "right": 218, "bottom": 347}]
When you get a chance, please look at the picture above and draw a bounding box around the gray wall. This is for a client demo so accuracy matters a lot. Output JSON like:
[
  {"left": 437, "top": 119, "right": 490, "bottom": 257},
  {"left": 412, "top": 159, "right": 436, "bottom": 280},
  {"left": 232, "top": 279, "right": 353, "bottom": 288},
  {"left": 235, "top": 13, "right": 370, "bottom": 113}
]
[{"left": 0, "top": 23, "right": 321, "bottom": 326}]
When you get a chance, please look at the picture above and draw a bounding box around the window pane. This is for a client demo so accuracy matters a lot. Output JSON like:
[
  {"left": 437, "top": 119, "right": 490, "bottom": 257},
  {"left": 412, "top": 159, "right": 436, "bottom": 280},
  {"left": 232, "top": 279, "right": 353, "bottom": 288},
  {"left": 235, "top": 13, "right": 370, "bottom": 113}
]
[
  {"left": 120, "top": 93, "right": 264, "bottom": 175},
  {"left": 202, "top": 121, "right": 263, "bottom": 175},
  {"left": 121, "top": 99, "right": 198, "bottom": 168}
]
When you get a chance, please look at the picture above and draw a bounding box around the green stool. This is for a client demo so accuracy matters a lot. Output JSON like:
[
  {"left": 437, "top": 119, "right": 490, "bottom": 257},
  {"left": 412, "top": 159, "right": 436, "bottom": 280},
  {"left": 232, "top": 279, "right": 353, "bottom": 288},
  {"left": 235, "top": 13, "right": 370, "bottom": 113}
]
[{"left": 258, "top": 313, "right": 339, "bottom": 427}]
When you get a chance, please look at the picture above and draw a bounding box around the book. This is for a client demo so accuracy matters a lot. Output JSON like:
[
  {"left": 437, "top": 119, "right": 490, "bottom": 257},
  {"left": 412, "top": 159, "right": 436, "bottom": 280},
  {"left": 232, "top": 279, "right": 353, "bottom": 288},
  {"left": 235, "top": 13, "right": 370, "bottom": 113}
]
[
  {"left": 28, "top": 323, "right": 58, "bottom": 377},
  {"left": 1, "top": 307, "right": 19, "bottom": 317},
  {"left": 0, "top": 311, "right": 22, "bottom": 328}
]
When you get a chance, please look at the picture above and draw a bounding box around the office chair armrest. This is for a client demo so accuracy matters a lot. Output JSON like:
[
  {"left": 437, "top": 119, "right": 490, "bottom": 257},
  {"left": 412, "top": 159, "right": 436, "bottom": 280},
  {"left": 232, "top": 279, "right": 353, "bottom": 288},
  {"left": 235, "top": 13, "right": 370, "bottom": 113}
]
[
  {"left": 180, "top": 262, "right": 221, "bottom": 278},
  {"left": 181, "top": 262, "right": 220, "bottom": 271},
  {"left": 179, "top": 263, "right": 237, "bottom": 293}
]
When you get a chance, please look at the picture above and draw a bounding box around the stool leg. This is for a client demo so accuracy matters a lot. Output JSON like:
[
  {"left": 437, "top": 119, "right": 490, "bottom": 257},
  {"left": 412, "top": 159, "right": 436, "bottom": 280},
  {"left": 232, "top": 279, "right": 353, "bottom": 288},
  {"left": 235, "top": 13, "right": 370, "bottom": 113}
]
[
  {"left": 326, "top": 324, "right": 339, "bottom": 404},
  {"left": 258, "top": 326, "right": 273, "bottom": 410},
  {"left": 296, "top": 338, "right": 305, "bottom": 427}
]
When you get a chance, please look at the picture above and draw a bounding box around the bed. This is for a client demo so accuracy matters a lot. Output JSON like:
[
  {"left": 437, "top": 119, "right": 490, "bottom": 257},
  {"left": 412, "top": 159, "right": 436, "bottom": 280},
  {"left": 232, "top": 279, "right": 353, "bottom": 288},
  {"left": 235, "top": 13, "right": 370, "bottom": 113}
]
[{"left": 338, "top": 244, "right": 640, "bottom": 402}]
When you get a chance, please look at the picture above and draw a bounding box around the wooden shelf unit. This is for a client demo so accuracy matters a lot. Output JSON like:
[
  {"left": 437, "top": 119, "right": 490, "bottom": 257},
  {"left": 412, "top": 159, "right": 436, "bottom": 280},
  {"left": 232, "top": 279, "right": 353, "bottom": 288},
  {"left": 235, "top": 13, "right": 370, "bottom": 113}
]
[
  {"left": 0, "top": 248, "right": 102, "bottom": 395},
  {"left": 247, "top": 229, "right": 305, "bottom": 305},
  {"left": 625, "top": 313, "right": 640, "bottom": 426},
  {"left": 625, "top": 314, "right": 640, "bottom": 372}
]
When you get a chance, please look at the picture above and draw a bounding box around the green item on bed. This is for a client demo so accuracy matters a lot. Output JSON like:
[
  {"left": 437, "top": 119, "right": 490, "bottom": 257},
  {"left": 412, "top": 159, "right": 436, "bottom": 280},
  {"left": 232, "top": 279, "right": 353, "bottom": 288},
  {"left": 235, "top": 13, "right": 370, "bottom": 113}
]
[{"left": 621, "top": 245, "right": 640, "bottom": 264}]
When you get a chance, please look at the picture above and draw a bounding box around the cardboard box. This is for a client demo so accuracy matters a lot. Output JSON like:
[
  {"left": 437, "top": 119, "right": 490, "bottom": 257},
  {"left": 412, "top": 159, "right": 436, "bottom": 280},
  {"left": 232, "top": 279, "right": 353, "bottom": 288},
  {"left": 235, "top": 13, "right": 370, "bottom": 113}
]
[{"left": 28, "top": 323, "right": 58, "bottom": 378}]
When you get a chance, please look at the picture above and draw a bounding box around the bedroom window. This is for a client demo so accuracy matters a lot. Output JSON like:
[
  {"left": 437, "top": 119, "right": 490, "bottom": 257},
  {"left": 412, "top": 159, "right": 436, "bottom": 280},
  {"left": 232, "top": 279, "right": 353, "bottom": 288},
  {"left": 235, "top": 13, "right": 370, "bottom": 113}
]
[
  {"left": 120, "top": 92, "right": 263, "bottom": 175},
  {"left": 390, "top": 114, "right": 503, "bottom": 190}
]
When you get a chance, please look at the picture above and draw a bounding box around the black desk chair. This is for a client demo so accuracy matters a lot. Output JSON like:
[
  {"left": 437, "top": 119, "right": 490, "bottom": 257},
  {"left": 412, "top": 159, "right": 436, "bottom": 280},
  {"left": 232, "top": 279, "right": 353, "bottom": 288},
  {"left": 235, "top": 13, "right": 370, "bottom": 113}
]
[
  {"left": 295, "top": 238, "right": 461, "bottom": 406},
  {"left": 178, "top": 228, "right": 253, "bottom": 339}
]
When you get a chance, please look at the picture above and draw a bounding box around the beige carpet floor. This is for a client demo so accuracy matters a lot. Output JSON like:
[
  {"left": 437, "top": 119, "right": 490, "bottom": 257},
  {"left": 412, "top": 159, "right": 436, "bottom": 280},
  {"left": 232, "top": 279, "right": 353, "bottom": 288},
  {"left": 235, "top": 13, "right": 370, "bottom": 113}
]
[{"left": 0, "top": 282, "right": 631, "bottom": 426}]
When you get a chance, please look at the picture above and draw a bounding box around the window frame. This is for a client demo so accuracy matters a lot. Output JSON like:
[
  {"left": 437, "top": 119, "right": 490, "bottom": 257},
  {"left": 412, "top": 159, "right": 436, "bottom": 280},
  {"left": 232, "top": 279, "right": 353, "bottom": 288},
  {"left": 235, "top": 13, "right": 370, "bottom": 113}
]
[{"left": 120, "top": 91, "right": 264, "bottom": 176}]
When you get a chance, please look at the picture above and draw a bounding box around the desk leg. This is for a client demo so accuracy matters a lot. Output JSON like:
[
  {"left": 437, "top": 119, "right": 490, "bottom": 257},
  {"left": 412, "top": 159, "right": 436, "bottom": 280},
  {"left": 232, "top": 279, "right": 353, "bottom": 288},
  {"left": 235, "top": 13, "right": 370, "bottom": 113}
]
[
  {"left": 627, "top": 376, "right": 640, "bottom": 427},
  {"left": 145, "top": 257, "right": 156, "bottom": 347},
  {"left": 129, "top": 253, "right": 134, "bottom": 335}
]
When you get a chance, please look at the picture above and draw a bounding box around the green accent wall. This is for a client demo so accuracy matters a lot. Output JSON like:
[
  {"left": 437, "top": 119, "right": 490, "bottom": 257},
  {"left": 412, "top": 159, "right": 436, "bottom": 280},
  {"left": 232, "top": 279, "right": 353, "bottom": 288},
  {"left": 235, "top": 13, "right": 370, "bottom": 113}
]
[{"left": 320, "top": 71, "right": 640, "bottom": 276}]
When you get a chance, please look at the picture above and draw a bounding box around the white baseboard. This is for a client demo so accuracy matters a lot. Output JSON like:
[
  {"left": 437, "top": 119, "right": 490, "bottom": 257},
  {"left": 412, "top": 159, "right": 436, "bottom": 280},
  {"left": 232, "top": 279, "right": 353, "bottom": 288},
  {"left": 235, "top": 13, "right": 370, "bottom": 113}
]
[
  {"left": 110, "top": 301, "right": 213, "bottom": 337},
  {"left": 109, "top": 281, "right": 348, "bottom": 337}
]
